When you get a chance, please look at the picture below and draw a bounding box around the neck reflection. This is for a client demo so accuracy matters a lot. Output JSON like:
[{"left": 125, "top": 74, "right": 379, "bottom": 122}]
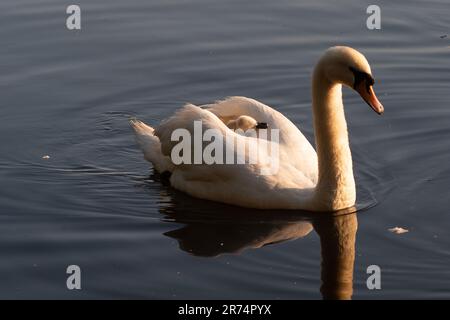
[
  {"left": 159, "top": 194, "right": 357, "bottom": 299},
  {"left": 313, "top": 213, "right": 357, "bottom": 299}
]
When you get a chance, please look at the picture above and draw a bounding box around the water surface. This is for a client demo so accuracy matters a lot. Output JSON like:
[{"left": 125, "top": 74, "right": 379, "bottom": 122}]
[{"left": 1, "top": 0, "right": 450, "bottom": 299}]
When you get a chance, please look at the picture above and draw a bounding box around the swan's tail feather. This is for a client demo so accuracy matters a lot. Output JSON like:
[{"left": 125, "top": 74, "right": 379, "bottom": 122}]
[
  {"left": 130, "top": 119, "right": 174, "bottom": 173},
  {"left": 130, "top": 118, "right": 155, "bottom": 135}
]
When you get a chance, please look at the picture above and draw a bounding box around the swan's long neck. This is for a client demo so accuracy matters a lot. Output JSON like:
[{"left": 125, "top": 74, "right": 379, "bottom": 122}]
[{"left": 311, "top": 66, "right": 356, "bottom": 210}]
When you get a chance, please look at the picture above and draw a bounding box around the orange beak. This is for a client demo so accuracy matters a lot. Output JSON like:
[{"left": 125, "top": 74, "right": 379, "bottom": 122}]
[{"left": 355, "top": 82, "right": 384, "bottom": 115}]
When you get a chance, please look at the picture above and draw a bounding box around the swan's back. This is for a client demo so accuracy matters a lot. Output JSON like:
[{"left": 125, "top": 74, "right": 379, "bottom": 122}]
[
  {"left": 132, "top": 97, "right": 319, "bottom": 209},
  {"left": 204, "top": 97, "right": 318, "bottom": 183}
]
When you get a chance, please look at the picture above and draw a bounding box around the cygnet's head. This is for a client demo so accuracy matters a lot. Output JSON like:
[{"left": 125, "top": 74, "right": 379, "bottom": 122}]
[{"left": 227, "top": 115, "right": 259, "bottom": 131}]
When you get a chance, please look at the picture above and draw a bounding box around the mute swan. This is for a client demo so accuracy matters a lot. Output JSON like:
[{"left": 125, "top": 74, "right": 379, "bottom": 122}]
[{"left": 131, "top": 46, "right": 383, "bottom": 211}]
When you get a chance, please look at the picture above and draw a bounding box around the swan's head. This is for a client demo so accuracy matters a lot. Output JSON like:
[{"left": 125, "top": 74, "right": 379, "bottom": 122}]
[{"left": 318, "top": 46, "right": 384, "bottom": 115}]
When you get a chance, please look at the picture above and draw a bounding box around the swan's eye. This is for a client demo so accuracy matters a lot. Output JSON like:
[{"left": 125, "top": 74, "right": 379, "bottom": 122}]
[{"left": 349, "top": 66, "right": 374, "bottom": 91}]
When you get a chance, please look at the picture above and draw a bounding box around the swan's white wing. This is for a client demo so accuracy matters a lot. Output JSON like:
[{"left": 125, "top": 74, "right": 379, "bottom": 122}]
[
  {"left": 203, "top": 96, "right": 318, "bottom": 183},
  {"left": 156, "top": 103, "right": 228, "bottom": 158},
  {"left": 155, "top": 103, "right": 270, "bottom": 174},
  {"left": 151, "top": 103, "right": 317, "bottom": 209},
  {"left": 154, "top": 104, "right": 288, "bottom": 208}
]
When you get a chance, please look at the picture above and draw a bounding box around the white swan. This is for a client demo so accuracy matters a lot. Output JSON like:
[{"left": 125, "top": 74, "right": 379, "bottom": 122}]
[{"left": 131, "top": 46, "right": 383, "bottom": 211}]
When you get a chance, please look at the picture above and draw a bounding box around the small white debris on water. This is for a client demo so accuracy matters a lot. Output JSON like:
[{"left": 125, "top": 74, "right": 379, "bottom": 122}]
[
  {"left": 42, "top": 155, "right": 50, "bottom": 159},
  {"left": 388, "top": 227, "right": 409, "bottom": 234}
]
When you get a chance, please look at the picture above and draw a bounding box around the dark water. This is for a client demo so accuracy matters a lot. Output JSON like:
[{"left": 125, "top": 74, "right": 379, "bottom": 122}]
[{"left": 1, "top": 0, "right": 449, "bottom": 299}]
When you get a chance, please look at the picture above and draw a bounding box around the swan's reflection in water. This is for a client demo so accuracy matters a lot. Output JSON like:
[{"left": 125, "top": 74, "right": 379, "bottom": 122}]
[
  {"left": 157, "top": 185, "right": 357, "bottom": 300},
  {"left": 313, "top": 212, "right": 357, "bottom": 299}
]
